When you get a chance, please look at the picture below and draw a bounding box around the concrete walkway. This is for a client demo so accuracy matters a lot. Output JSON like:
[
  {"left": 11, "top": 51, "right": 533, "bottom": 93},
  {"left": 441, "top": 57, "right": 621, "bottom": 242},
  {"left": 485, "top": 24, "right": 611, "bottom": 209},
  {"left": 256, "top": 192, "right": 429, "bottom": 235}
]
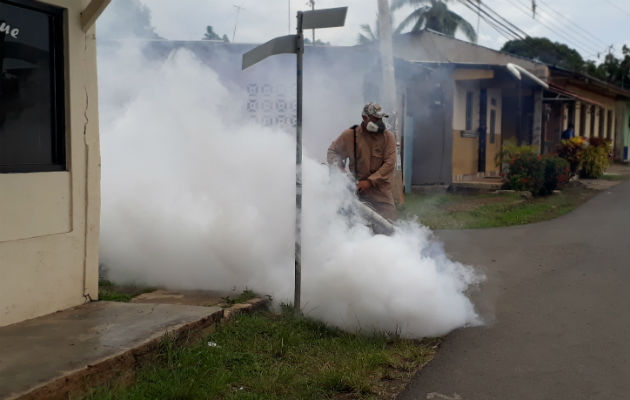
[
  {"left": 398, "top": 181, "right": 630, "bottom": 400},
  {"left": 0, "top": 295, "right": 270, "bottom": 400}
]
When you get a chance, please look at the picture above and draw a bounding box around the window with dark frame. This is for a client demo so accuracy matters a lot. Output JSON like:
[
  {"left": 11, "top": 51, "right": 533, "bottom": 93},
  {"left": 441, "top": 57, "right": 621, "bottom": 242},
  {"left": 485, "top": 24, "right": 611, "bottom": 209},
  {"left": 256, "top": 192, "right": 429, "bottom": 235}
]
[
  {"left": 465, "top": 91, "right": 473, "bottom": 131},
  {"left": 0, "top": 0, "right": 65, "bottom": 173}
]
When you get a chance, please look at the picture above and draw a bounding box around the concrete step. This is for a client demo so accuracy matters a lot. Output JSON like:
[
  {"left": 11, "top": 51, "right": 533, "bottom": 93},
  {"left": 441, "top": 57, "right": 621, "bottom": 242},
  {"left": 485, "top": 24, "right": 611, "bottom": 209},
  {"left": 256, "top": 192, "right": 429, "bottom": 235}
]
[{"left": 0, "top": 298, "right": 266, "bottom": 400}]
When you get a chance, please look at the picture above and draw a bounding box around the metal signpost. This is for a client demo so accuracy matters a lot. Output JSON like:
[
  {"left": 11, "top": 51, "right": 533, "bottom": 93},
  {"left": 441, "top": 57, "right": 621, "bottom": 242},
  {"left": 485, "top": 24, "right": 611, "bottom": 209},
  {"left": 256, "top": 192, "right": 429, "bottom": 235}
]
[{"left": 242, "top": 7, "right": 347, "bottom": 312}]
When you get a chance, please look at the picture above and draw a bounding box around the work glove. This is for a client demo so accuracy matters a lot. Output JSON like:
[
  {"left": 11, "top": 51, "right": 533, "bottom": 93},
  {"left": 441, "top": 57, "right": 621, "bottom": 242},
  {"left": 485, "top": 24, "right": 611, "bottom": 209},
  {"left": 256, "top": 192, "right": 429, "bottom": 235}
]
[{"left": 356, "top": 180, "right": 371, "bottom": 192}]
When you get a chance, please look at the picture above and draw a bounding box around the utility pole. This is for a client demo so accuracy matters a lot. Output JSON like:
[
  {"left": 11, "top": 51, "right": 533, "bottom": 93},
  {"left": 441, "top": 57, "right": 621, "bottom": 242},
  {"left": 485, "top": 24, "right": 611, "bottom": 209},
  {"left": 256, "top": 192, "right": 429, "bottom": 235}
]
[{"left": 377, "top": 0, "right": 396, "bottom": 114}]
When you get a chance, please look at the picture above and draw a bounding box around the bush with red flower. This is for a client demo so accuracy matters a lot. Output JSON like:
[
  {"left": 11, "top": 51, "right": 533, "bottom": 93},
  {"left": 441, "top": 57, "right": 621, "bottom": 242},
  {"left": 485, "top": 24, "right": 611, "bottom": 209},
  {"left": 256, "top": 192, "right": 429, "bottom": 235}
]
[{"left": 503, "top": 151, "right": 570, "bottom": 196}]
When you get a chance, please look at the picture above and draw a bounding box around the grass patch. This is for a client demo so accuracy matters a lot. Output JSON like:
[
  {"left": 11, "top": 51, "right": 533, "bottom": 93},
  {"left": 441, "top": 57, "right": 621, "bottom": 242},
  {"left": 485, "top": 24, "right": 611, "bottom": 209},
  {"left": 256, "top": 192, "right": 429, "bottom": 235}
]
[
  {"left": 221, "top": 289, "right": 258, "bottom": 306},
  {"left": 599, "top": 174, "right": 629, "bottom": 181},
  {"left": 79, "top": 307, "right": 440, "bottom": 400},
  {"left": 400, "top": 186, "right": 598, "bottom": 229},
  {"left": 98, "top": 279, "right": 156, "bottom": 302}
]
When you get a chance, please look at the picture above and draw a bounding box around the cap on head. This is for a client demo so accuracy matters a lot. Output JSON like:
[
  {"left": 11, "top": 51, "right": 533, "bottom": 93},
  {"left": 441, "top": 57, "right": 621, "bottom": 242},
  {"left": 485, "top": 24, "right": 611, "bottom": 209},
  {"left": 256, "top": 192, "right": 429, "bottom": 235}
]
[{"left": 362, "top": 103, "right": 389, "bottom": 119}]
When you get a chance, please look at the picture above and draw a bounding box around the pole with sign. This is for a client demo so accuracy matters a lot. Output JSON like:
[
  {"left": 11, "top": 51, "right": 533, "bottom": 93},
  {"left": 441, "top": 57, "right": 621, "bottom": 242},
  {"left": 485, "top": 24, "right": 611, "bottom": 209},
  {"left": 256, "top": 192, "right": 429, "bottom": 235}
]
[{"left": 242, "top": 7, "right": 347, "bottom": 312}]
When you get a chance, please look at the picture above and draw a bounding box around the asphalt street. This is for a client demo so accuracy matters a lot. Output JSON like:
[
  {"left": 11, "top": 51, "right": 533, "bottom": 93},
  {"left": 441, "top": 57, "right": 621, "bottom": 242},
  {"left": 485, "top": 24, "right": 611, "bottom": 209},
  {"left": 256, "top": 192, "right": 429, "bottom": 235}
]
[{"left": 399, "top": 181, "right": 630, "bottom": 400}]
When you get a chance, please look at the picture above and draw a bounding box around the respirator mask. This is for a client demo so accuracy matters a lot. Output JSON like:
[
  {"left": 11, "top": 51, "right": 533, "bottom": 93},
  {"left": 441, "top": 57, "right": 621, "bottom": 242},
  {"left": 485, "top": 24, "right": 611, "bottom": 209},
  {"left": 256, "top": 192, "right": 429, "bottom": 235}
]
[{"left": 366, "top": 120, "right": 386, "bottom": 133}]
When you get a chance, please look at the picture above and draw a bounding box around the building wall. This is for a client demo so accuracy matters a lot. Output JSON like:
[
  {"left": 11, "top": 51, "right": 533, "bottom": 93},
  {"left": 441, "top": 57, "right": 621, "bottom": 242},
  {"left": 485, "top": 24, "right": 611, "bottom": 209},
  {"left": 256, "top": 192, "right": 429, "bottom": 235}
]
[
  {"left": 452, "top": 80, "right": 480, "bottom": 178},
  {"left": 403, "top": 66, "right": 454, "bottom": 185},
  {"left": 615, "top": 101, "right": 630, "bottom": 161},
  {"left": 0, "top": 0, "right": 101, "bottom": 326},
  {"left": 451, "top": 74, "right": 502, "bottom": 178},
  {"left": 485, "top": 88, "right": 502, "bottom": 173},
  {"left": 562, "top": 84, "right": 618, "bottom": 142}
]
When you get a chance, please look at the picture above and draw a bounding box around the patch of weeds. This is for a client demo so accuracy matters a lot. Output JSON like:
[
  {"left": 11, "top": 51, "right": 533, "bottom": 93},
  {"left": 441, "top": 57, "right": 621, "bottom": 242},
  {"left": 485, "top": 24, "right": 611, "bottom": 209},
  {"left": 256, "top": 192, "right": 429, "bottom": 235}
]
[
  {"left": 80, "top": 310, "right": 440, "bottom": 400},
  {"left": 221, "top": 289, "right": 257, "bottom": 306},
  {"left": 98, "top": 279, "right": 155, "bottom": 302}
]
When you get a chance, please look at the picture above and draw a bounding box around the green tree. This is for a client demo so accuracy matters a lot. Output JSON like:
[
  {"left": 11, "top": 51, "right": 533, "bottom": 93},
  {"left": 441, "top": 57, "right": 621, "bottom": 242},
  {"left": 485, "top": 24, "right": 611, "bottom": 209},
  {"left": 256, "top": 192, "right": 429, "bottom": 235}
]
[
  {"left": 357, "top": 23, "right": 378, "bottom": 44},
  {"left": 501, "top": 37, "right": 584, "bottom": 71},
  {"left": 391, "top": 0, "right": 476, "bottom": 42},
  {"left": 203, "top": 26, "right": 229, "bottom": 42},
  {"left": 584, "top": 45, "right": 630, "bottom": 90}
]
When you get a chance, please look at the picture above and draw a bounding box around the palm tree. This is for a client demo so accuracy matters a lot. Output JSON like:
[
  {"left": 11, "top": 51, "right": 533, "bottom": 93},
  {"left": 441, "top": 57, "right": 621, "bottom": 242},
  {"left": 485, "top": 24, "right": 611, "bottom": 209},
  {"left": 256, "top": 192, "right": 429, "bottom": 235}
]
[
  {"left": 356, "top": 7, "right": 392, "bottom": 45},
  {"left": 391, "top": 0, "right": 477, "bottom": 42},
  {"left": 357, "top": 23, "right": 378, "bottom": 44}
]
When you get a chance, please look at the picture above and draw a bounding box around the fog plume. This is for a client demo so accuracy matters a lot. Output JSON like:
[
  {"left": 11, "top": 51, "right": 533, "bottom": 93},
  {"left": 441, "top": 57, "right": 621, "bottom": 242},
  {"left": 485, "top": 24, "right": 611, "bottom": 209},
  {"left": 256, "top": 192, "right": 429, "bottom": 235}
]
[{"left": 97, "top": 16, "right": 484, "bottom": 339}]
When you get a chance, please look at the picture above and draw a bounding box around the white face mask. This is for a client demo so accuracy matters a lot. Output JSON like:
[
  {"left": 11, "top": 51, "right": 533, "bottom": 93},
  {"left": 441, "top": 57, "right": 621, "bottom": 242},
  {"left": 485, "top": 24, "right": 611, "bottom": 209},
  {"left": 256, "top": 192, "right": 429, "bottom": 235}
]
[{"left": 366, "top": 121, "right": 380, "bottom": 132}]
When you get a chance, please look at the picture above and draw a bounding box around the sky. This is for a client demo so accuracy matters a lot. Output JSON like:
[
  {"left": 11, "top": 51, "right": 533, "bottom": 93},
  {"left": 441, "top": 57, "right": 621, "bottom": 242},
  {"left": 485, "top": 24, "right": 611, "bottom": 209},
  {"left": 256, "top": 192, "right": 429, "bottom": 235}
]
[{"left": 137, "top": 0, "right": 629, "bottom": 61}]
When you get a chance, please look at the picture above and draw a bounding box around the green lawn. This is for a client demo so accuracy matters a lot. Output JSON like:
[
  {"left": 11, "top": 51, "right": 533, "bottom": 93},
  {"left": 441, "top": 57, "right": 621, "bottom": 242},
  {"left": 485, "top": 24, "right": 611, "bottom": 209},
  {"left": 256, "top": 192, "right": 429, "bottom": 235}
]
[
  {"left": 399, "top": 186, "right": 599, "bottom": 229},
  {"left": 79, "top": 308, "right": 440, "bottom": 400}
]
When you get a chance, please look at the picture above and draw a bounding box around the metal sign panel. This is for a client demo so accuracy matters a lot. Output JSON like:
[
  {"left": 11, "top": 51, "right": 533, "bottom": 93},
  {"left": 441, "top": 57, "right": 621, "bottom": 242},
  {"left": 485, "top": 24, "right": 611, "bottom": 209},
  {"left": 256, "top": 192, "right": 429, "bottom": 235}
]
[
  {"left": 242, "top": 34, "right": 297, "bottom": 70},
  {"left": 302, "top": 7, "right": 348, "bottom": 30}
]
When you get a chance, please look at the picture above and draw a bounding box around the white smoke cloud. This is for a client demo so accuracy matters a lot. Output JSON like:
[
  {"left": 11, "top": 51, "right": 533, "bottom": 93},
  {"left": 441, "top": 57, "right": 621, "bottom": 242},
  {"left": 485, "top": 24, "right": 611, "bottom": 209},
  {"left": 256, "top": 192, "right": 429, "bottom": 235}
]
[{"left": 97, "top": 39, "right": 484, "bottom": 338}]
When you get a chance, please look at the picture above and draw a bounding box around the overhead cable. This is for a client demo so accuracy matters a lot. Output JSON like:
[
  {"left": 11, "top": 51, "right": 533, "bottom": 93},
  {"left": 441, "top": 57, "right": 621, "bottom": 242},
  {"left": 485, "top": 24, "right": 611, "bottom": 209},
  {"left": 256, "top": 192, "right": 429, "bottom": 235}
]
[
  {"left": 458, "top": 0, "right": 525, "bottom": 41},
  {"left": 501, "top": 0, "right": 600, "bottom": 58}
]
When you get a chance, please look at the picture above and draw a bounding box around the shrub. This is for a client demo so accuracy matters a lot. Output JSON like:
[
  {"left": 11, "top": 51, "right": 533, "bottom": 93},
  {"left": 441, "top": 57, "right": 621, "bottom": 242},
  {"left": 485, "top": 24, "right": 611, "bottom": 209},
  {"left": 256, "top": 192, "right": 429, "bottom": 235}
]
[
  {"left": 579, "top": 140, "right": 610, "bottom": 178},
  {"left": 495, "top": 138, "right": 537, "bottom": 171},
  {"left": 504, "top": 153, "right": 545, "bottom": 194},
  {"left": 588, "top": 137, "right": 608, "bottom": 148},
  {"left": 540, "top": 156, "right": 570, "bottom": 195},
  {"left": 503, "top": 153, "right": 570, "bottom": 196},
  {"left": 556, "top": 136, "right": 587, "bottom": 175}
]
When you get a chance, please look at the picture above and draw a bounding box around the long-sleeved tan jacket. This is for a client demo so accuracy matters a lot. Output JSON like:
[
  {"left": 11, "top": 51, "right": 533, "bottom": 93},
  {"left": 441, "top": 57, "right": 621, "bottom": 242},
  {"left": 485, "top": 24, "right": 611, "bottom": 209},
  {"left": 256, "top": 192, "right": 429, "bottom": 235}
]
[{"left": 327, "top": 124, "right": 396, "bottom": 205}]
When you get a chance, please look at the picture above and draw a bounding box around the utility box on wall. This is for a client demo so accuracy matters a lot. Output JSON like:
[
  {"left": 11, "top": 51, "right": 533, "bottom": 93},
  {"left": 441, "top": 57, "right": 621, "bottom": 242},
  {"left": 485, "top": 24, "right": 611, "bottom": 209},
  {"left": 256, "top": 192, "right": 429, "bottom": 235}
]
[{"left": 0, "top": 0, "right": 104, "bottom": 327}]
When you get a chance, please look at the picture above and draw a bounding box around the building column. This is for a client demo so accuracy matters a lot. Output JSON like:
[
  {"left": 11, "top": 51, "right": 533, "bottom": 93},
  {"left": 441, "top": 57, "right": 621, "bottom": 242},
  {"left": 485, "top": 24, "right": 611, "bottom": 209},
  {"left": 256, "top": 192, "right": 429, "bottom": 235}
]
[
  {"left": 574, "top": 101, "right": 582, "bottom": 136},
  {"left": 585, "top": 105, "right": 592, "bottom": 137},
  {"left": 602, "top": 108, "right": 609, "bottom": 140},
  {"left": 594, "top": 107, "right": 601, "bottom": 138},
  {"left": 562, "top": 103, "right": 568, "bottom": 130},
  {"left": 609, "top": 108, "right": 616, "bottom": 143},
  {"left": 532, "top": 88, "right": 543, "bottom": 153}
]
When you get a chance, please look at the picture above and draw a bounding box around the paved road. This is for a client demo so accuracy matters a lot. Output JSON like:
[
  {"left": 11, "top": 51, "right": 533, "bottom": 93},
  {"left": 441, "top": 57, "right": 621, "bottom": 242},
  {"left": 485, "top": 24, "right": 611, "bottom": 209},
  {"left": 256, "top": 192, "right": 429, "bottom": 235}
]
[{"left": 399, "top": 181, "right": 630, "bottom": 400}]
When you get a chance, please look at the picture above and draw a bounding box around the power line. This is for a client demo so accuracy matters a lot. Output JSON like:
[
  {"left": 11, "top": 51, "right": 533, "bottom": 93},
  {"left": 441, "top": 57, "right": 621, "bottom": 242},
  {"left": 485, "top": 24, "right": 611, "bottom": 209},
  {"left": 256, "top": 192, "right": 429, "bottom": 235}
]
[
  {"left": 472, "top": 0, "right": 530, "bottom": 38},
  {"left": 500, "top": 0, "right": 601, "bottom": 59},
  {"left": 458, "top": 0, "right": 522, "bottom": 41},
  {"left": 599, "top": 0, "right": 630, "bottom": 16},
  {"left": 459, "top": 0, "right": 526, "bottom": 41},
  {"left": 534, "top": 0, "right": 609, "bottom": 49},
  {"left": 510, "top": 0, "right": 604, "bottom": 58}
]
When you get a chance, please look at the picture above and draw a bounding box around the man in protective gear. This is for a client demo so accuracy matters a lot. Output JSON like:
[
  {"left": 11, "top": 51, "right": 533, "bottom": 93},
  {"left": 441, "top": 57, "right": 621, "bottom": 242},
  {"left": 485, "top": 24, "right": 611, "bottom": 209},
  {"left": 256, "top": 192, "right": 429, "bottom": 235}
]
[{"left": 327, "top": 103, "right": 397, "bottom": 222}]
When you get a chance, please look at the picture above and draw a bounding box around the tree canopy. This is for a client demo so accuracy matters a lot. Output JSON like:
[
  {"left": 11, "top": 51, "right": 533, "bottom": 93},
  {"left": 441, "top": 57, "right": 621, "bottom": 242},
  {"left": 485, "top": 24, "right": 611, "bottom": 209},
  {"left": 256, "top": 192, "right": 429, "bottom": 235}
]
[
  {"left": 584, "top": 45, "right": 630, "bottom": 90},
  {"left": 357, "top": 23, "right": 378, "bottom": 45},
  {"left": 391, "top": 0, "right": 476, "bottom": 42},
  {"left": 501, "top": 37, "right": 630, "bottom": 90},
  {"left": 501, "top": 37, "right": 584, "bottom": 71}
]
